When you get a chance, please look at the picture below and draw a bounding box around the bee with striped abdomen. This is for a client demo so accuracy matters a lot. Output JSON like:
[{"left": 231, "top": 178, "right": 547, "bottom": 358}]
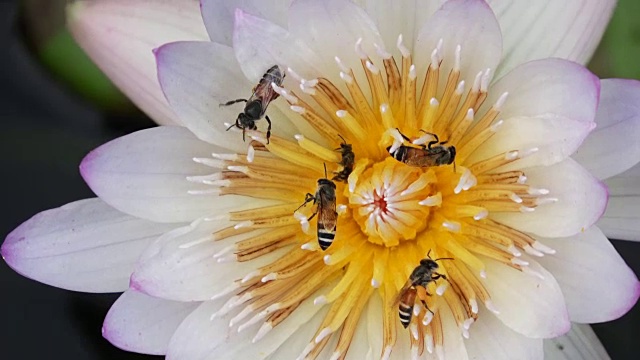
[
  {"left": 221, "top": 65, "right": 285, "bottom": 143},
  {"left": 388, "top": 129, "right": 456, "bottom": 170},
  {"left": 332, "top": 135, "right": 355, "bottom": 183},
  {"left": 396, "top": 251, "right": 453, "bottom": 328},
  {"left": 296, "top": 164, "right": 338, "bottom": 250}
]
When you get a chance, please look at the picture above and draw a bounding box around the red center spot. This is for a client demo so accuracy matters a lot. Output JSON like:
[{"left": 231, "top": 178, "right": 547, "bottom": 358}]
[{"left": 373, "top": 191, "right": 388, "bottom": 214}]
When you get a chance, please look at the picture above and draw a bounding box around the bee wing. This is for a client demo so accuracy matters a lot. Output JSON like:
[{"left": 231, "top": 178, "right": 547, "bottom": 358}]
[
  {"left": 317, "top": 189, "right": 337, "bottom": 250},
  {"left": 392, "top": 281, "right": 413, "bottom": 306},
  {"left": 252, "top": 77, "right": 281, "bottom": 113}
]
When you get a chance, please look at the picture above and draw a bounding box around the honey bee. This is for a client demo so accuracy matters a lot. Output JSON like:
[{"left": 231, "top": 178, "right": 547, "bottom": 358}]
[
  {"left": 221, "top": 65, "right": 285, "bottom": 143},
  {"left": 296, "top": 164, "right": 338, "bottom": 250},
  {"left": 396, "top": 251, "right": 453, "bottom": 328},
  {"left": 388, "top": 129, "right": 456, "bottom": 170},
  {"left": 332, "top": 135, "right": 355, "bottom": 183}
]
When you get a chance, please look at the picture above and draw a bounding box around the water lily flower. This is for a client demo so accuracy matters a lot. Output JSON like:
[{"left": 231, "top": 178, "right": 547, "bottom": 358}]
[{"left": 4, "top": 0, "right": 640, "bottom": 359}]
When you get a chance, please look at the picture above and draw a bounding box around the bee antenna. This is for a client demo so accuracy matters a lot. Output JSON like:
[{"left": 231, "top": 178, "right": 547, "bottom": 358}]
[
  {"left": 337, "top": 134, "right": 346, "bottom": 144},
  {"left": 453, "top": 160, "right": 457, "bottom": 173},
  {"left": 323, "top": 163, "right": 328, "bottom": 178},
  {"left": 426, "top": 249, "right": 432, "bottom": 259},
  {"left": 434, "top": 257, "right": 454, "bottom": 262}
]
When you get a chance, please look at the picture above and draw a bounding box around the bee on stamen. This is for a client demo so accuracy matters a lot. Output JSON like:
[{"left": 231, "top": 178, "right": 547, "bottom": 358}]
[
  {"left": 220, "top": 65, "right": 285, "bottom": 144},
  {"left": 296, "top": 164, "right": 338, "bottom": 250},
  {"left": 387, "top": 129, "right": 456, "bottom": 171},
  {"left": 332, "top": 135, "right": 355, "bottom": 183},
  {"left": 396, "top": 250, "right": 453, "bottom": 328}
]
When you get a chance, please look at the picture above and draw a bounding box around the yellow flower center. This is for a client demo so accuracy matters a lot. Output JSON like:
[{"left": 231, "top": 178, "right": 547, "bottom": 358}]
[{"left": 203, "top": 35, "right": 555, "bottom": 358}]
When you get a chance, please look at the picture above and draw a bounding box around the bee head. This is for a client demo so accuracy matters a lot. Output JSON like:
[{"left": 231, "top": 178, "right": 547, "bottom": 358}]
[
  {"left": 419, "top": 259, "right": 439, "bottom": 271},
  {"left": 447, "top": 146, "right": 457, "bottom": 165},
  {"left": 318, "top": 178, "right": 336, "bottom": 189}
]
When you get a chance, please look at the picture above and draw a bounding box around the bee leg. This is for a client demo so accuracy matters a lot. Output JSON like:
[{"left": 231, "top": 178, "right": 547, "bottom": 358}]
[
  {"left": 421, "top": 300, "right": 435, "bottom": 315},
  {"left": 295, "top": 193, "right": 316, "bottom": 213},
  {"left": 418, "top": 131, "right": 439, "bottom": 149},
  {"left": 395, "top": 128, "right": 411, "bottom": 142},
  {"left": 265, "top": 115, "right": 272, "bottom": 144},
  {"left": 220, "top": 98, "right": 247, "bottom": 107},
  {"left": 242, "top": 127, "right": 247, "bottom": 142}
]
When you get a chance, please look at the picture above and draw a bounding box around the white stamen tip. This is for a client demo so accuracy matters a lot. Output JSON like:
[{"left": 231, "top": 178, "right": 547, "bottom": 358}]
[
  {"left": 329, "top": 351, "right": 341, "bottom": 360},
  {"left": 430, "top": 97, "right": 440, "bottom": 107},
  {"left": 410, "top": 323, "right": 419, "bottom": 341},
  {"left": 323, "top": 254, "right": 332, "bottom": 265},
  {"left": 423, "top": 310, "right": 434, "bottom": 326},
  {"left": 465, "top": 108, "right": 475, "bottom": 121},
  {"left": 211, "top": 153, "right": 237, "bottom": 161},
  {"left": 315, "top": 327, "right": 333, "bottom": 343},
  {"left": 472, "top": 71, "right": 483, "bottom": 92},
  {"left": 519, "top": 206, "right": 535, "bottom": 213},
  {"left": 252, "top": 322, "right": 273, "bottom": 343},
  {"left": 473, "top": 209, "right": 489, "bottom": 220},
  {"left": 481, "top": 68, "right": 492, "bottom": 92},
  {"left": 298, "top": 343, "right": 315, "bottom": 360},
  {"left": 210, "top": 282, "right": 239, "bottom": 301},
  {"left": 213, "top": 245, "right": 235, "bottom": 258},
  {"left": 507, "top": 245, "right": 522, "bottom": 257},
  {"left": 511, "top": 257, "right": 529, "bottom": 266},
  {"left": 229, "top": 306, "right": 253, "bottom": 328},
  {"left": 374, "top": 43, "right": 391, "bottom": 59},
  {"left": 314, "top": 295, "right": 328, "bottom": 305},
  {"left": 436, "top": 283, "right": 448, "bottom": 295},
  {"left": 304, "top": 78, "right": 319, "bottom": 87},
  {"left": 234, "top": 220, "right": 253, "bottom": 229},
  {"left": 337, "top": 204, "right": 347, "bottom": 215},
  {"left": 518, "top": 175, "right": 528, "bottom": 184},
  {"left": 355, "top": 37, "right": 367, "bottom": 59},
  {"left": 462, "top": 327, "right": 470, "bottom": 339},
  {"left": 536, "top": 197, "right": 559, "bottom": 205},
  {"left": 480, "top": 270, "right": 487, "bottom": 278},
  {"left": 495, "top": 92, "right": 509, "bottom": 110},
  {"left": 520, "top": 147, "right": 539, "bottom": 158},
  {"left": 371, "top": 278, "right": 381, "bottom": 288},
  {"left": 301, "top": 241, "right": 316, "bottom": 251},
  {"left": 420, "top": 192, "right": 442, "bottom": 206},
  {"left": 261, "top": 273, "right": 277, "bottom": 283},
  {"left": 470, "top": 299, "right": 479, "bottom": 314},
  {"left": 294, "top": 134, "right": 304, "bottom": 141},
  {"left": 490, "top": 119, "right": 504, "bottom": 132},
  {"left": 426, "top": 334, "right": 434, "bottom": 354},
  {"left": 509, "top": 193, "right": 523, "bottom": 203},
  {"left": 290, "top": 105, "right": 305, "bottom": 114},
  {"left": 409, "top": 64, "right": 417, "bottom": 80},
  {"left": 339, "top": 71, "right": 353, "bottom": 83},
  {"left": 366, "top": 60, "right": 379, "bottom": 73},
  {"left": 300, "top": 82, "right": 316, "bottom": 95},
  {"left": 246, "top": 145, "right": 255, "bottom": 163},
  {"left": 505, "top": 151, "right": 519, "bottom": 160},
  {"left": 241, "top": 271, "right": 259, "bottom": 284},
  {"left": 528, "top": 187, "right": 550, "bottom": 195},
  {"left": 455, "top": 80, "right": 465, "bottom": 94},
  {"left": 286, "top": 67, "right": 303, "bottom": 82},
  {"left": 442, "top": 220, "right": 461, "bottom": 233},
  {"left": 430, "top": 48, "right": 439, "bottom": 69},
  {"left": 533, "top": 241, "right": 556, "bottom": 254},
  {"left": 413, "top": 303, "right": 422, "bottom": 317},
  {"left": 397, "top": 34, "right": 411, "bottom": 58},
  {"left": 382, "top": 346, "right": 393, "bottom": 360},
  {"left": 334, "top": 56, "right": 349, "bottom": 73},
  {"left": 380, "top": 103, "right": 389, "bottom": 113},
  {"left": 336, "top": 110, "right": 347, "bottom": 118},
  {"left": 463, "top": 318, "right": 475, "bottom": 330},
  {"left": 485, "top": 300, "right": 500, "bottom": 314},
  {"left": 217, "top": 254, "right": 236, "bottom": 263},
  {"left": 524, "top": 245, "right": 544, "bottom": 257}
]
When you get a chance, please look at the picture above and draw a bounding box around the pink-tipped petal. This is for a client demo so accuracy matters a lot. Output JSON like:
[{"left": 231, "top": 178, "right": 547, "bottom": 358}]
[
  {"left": 482, "top": 257, "right": 570, "bottom": 339},
  {"left": 466, "top": 308, "right": 543, "bottom": 360},
  {"left": 536, "top": 226, "right": 640, "bottom": 323},
  {"left": 156, "top": 41, "right": 297, "bottom": 152},
  {"left": 67, "top": 0, "right": 208, "bottom": 125},
  {"left": 414, "top": 0, "right": 502, "bottom": 95},
  {"left": 80, "top": 126, "right": 252, "bottom": 223},
  {"left": 1, "top": 198, "right": 176, "bottom": 292},
  {"left": 200, "top": 0, "right": 290, "bottom": 46},
  {"left": 103, "top": 289, "right": 199, "bottom": 355},
  {"left": 574, "top": 79, "right": 640, "bottom": 180},
  {"left": 471, "top": 59, "right": 599, "bottom": 169},
  {"left": 488, "top": 0, "right": 616, "bottom": 78},
  {"left": 543, "top": 323, "right": 610, "bottom": 360},
  {"left": 492, "top": 158, "right": 608, "bottom": 238}
]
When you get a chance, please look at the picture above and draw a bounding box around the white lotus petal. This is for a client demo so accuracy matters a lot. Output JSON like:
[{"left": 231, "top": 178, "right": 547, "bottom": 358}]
[
  {"left": 599, "top": 164, "right": 640, "bottom": 241},
  {"left": 482, "top": 257, "right": 570, "bottom": 338},
  {"left": 574, "top": 79, "right": 640, "bottom": 180},
  {"left": 1, "top": 198, "right": 176, "bottom": 293},
  {"left": 67, "top": 0, "right": 208, "bottom": 125},
  {"left": 200, "top": 0, "right": 291, "bottom": 46},
  {"left": 492, "top": 158, "right": 607, "bottom": 238},
  {"left": 80, "top": 126, "right": 252, "bottom": 223},
  {"left": 535, "top": 226, "right": 639, "bottom": 323},
  {"left": 543, "top": 323, "right": 610, "bottom": 360},
  {"left": 103, "top": 289, "right": 199, "bottom": 355},
  {"left": 466, "top": 307, "right": 543, "bottom": 360},
  {"left": 488, "top": 0, "right": 616, "bottom": 78}
]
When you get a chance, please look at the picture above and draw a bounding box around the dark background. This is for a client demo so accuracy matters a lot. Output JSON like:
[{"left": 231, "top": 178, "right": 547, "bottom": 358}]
[{"left": 0, "top": 1, "right": 638, "bottom": 359}]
